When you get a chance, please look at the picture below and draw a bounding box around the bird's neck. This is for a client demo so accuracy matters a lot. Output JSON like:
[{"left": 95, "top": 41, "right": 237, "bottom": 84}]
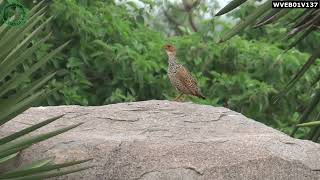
[{"left": 167, "top": 53, "right": 177, "bottom": 66}]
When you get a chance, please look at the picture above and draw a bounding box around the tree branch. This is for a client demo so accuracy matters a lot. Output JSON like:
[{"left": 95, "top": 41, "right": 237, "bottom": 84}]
[
  {"left": 163, "top": 9, "right": 183, "bottom": 35},
  {"left": 188, "top": 12, "right": 198, "bottom": 32},
  {"left": 182, "top": 0, "right": 200, "bottom": 32},
  {"left": 182, "top": 0, "right": 201, "bottom": 12}
]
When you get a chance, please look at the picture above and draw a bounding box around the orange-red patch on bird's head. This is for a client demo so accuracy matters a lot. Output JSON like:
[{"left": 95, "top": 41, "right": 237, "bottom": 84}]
[{"left": 163, "top": 44, "right": 176, "bottom": 53}]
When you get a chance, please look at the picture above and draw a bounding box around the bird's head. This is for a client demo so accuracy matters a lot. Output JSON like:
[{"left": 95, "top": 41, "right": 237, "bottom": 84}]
[{"left": 163, "top": 44, "right": 176, "bottom": 56}]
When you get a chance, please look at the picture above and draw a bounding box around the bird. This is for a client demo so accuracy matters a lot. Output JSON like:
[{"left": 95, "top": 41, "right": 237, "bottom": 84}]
[{"left": 163, "top": 44, "right": 205, "bottom": 101}]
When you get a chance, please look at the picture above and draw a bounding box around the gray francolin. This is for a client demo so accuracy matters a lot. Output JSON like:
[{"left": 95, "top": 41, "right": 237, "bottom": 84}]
[{"left": 164, "top": 44, "right": 205, "bottom": 101}]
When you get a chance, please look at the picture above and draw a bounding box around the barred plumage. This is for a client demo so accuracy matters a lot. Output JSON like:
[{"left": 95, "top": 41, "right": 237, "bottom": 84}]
[{"left": 164, "top": 44, "right": 205, "bottom": 100}]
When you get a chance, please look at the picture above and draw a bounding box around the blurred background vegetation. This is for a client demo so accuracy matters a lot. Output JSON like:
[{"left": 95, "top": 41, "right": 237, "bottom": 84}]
[{"left": 20, "top": 0, "right": 320, "bottom": 137}]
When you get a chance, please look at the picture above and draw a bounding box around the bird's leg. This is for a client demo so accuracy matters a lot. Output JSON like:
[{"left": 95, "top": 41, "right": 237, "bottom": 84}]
[
  {"left": 173, "top": 93, "right": 184, "bottom": 101},
  {"left": 181, "top": 95, "right": 187, "bottom": 101}
]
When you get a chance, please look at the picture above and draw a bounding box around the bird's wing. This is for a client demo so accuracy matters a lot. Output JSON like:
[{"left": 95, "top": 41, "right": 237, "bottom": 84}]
[{"left": 175, "top": 66, "right": 200, "bottom": 95}]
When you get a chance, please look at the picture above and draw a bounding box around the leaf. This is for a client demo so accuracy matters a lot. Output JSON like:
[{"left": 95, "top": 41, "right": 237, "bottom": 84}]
[
  {"left": 12, "top": 157, "right": 55, "bottom": 172},
  {"left": 286, "top": 12, "right": 320, "bottom": 39},
  {"left": 5, "top": 165, "right": 94, "bottom": 180},
  {"left": 292, "top": 9, "right": 317, "bottom": 29},
  {"left": 27, "top": 0, "right": 46, "bottom": 18},
  {"left": 0, "top": 40, "right": 70, "bottom": 97},
  {"left": 253, "top": 9, "right": 281, "bottom": 28},
  {"left": 291, "top": 89, "right": 320, "bottom": 136},
  {"left": 0, "top": 145, "right": 30, "bottom": 160},
  {"left": 288, "top": 9, "right": 312, "bottom": 26},
  {"left": 0, "top": 158, "right": 92, "bottom": 179},
  {"left": 0, "top": 32, "right": 52, "bottom": 81},
  {"left": 0, "top": 123, "right": 84, "bottom": 155},
  {"left": 219, "top": 0, "right": 272, "bottom": 42},
  {"left": 0, "top": 152, "right": 18, "bottom": 165},
  {"left": 0, "top": 114, "right": 64, "bottom": 145},
  {"left": 11, "top": 72, "right": 57, "bottom": 104},
  {"left": 273, "top": 50, "right": 320, "bottom": 102},
  {"left": 215, "top": 0, "right": 247, "bottom": 16},
  {"left": 0, "top": 13, "right": 46, "bottom": 61},
  {"left": 311, "top": 127, "right": 320, "bottom": 142},
  {"left": 254, "top": 9, "right": 290, "bottom": 28},
  {"left": 0, "top": 90, "right": 45, "bottom": 126},
  {"left": 297, "top": 121, "right": 320, "bottom": 127},
  {"left": 0, "top": 2, "right": 88, "bottom": 179},
  {"left": 284, "top": 26, "right": 314, "bottom": 52}
]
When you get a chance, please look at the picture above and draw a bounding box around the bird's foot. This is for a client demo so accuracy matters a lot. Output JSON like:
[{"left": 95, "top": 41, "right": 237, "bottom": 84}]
[
  {"left": 173, "top": 93, "right": 184, "bottom": 101},
  {"left": 176, "top": 96, "right": 186, "bottom": 102}
]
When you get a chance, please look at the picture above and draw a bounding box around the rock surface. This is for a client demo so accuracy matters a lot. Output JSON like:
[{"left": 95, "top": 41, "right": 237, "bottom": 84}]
[{"left": 2, "top": 100, "right": 320, "bottom": 180}]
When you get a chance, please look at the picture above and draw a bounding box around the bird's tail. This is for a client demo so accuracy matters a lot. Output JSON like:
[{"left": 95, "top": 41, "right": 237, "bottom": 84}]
[{"left": 197, "top": 92, "right": 206, "bottom": 99}]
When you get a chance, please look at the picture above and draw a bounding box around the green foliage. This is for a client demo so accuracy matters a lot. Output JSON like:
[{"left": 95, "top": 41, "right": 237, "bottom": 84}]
[
  {"left": 29, "top": 0, "right": 319, "bottom": 137},
  {"left": 229, "top": 3, "right": 320, "bottom": 55},
  {"left": 38, "top": 0, "right": 169, "bottom": 105},
  {"left": 217, "top": 1, "right": 320, "bottom": 140},
  {"left": 0, "top": 1, "right": 91, "bottom": 178},
  {"left": 171, "top": 35, "right": 319, "bottom": 135},
  {"left": 25, "top": 0, "right": 319, "bottom": 139}
]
